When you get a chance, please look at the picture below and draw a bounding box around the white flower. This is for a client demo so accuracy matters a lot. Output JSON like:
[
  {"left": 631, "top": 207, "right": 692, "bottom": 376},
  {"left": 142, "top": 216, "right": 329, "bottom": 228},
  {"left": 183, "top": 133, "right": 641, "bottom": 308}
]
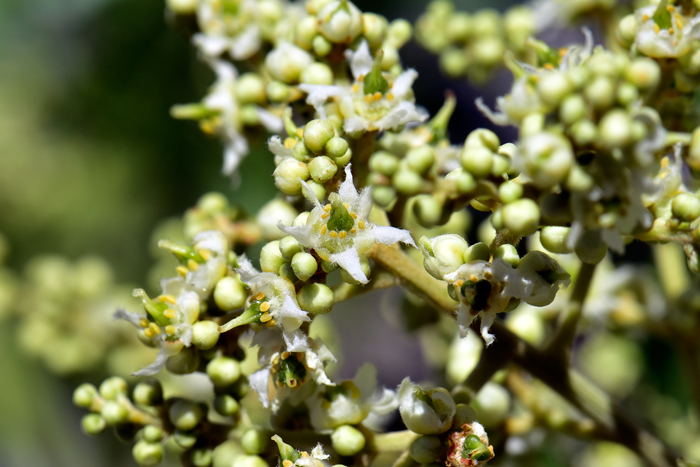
[
  {"left": 299, "top": 41, "right": 428, "bottom": 134},
  {"left": 317, "top": 0, "right": 363, "bottom": 43},
  {"left": 279, "top": 165, "right": 415, "bottom": 284},
  {"left": 194, "top": 0, "right": 263, "bottom": 60},
  {"left": 398, "top": 378, "right": 456, "bottom": 434},
  {"left": 634, "top": 4, "right": 700, "bottom": 58}
]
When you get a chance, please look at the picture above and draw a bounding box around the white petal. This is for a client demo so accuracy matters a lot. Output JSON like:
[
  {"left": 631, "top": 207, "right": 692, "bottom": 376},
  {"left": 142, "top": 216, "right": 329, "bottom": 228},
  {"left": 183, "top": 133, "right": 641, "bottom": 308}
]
[
  {"left": 133, "top": 349, "right": 169, "bottom": 376},
  {"left": 456, "top": 305, "right": 476, "bottom": 338},
  {"left": 338, "top": 164, "right": 359, "bottom": 206},
  {"left": 193, "top": 230, "right": 228, "bottom": 255},
  {"left": 113, "top": 308, "right": 143, "bottom": 328},
  {"left": 235, "top": 255, "right": 261, "bottom": 283},
  {"left": 277, "top": 294, "right": 311, "bottom": 323},
  {"left": 346, "top": 40, "right": 373, "bottom": 78},
  {"left": 374, "top": 101, "right": 427, "bottom": 130},
  {"left": 331, "top": 248, "right": 368, "bottom": 284},
  {"left": 300, "top": 179, "right": 324, "bottom": 210},
  {"left": 282, "top": 329, "right": 311, "bottom": 352},
  {"left": 371, "top": 387, "right": 399, "bottom": 415},
  {"left": 298, "top": 84, "right": 348, "bottom": 118},
  {"left": 342, "top": 116, "right": 369, "bottom": 134},
  {"left": 268, "top": 135, "right": 292, "bottom": 158},
  {"left": 193, "top": 33, "right": 229, "bottom": 57},
  {"left": 222, "top": 135, "right": 249, "bottom": 176},
  {"left": 371, "top": 225, "right": 416, "bottom": 247},
  {"left": 250, "top": 368, "right": 271, "bottom": 408},
  {"left": 256, "top": 106, "right": 283, "bottom": 133},
  {"left": 480, "top": 309, "right": 497, "bottom": 346},
  {"left": 475, "top": 97, "right": 511, "bottom": 126},
  {"left": 355, "top": 187, "right": 374, "bottom": 220},
  {"left": 391, "top": 69, "right": 418, "bottom": 98},
  {"left": 229, "top": 25, "right": 261, "bottom": 60},
  {"left": 277, "top": 223, "right": 317, "bottom": 249}
]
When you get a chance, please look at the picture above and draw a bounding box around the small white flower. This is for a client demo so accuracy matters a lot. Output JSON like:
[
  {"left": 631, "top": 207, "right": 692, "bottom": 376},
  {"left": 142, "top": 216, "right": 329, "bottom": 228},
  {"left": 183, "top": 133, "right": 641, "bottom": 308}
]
[
  {"left": 316, "top": 0, "right": 363, "bottom": 43},
  {"left": 279, "top": 165, "right": 415, "bottom": 284},
  {"left": 398, "top": 378, "right": 456, "bottom": 434},
  {"left": 194, "top": 0, "right": 263, "bottom": 60},
  {"left": 634, "top": 4, "right": 700, "bottom": 58}
]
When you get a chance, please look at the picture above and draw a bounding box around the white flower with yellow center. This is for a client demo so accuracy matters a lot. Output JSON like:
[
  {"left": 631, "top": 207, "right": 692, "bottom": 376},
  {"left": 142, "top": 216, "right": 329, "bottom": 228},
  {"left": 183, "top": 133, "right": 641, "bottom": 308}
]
[
  {"left": 300, "top": 41, "right": 427, "bottom": 134},
  {"left": 279, "top": 165, "right": 415, "bottom": 284},
  {"left": 634, "top": 2, "right": 700, "bottom": 58}
]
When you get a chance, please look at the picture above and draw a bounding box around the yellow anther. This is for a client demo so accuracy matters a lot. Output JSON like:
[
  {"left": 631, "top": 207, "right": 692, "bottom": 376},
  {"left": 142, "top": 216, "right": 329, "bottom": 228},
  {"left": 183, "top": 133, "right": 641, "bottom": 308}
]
[
  {"left": 322, "top": 213, "right": 329, "bottom": 219},
  {"left": 389, "top": 81, "right": 393, "bottom": 88},
  {"left": 358, "top": 219, "right": 365, "bottom": 229},
  {"left": 676, "top": 15, "right": 684, "bottom": 30},
  {"left": 669, "top": 28, "right": 675, "bottom": 35},
  {"left": 350, "top": 212, "right": 357, "bottom": 219},
  {"left": 343, "top": 203, "right": 350, "bottom": 209},
  {"left": 283, "top": 460, "right": 293, "bottom": 467},
  {"left": 301, "top": 452, "right": 309, "bottom": 458},
  {"left": 272, "top": 355, "right": 280, "bottom": 365},
  {"left": 139, "top": 318, "right": 150, "bottom": 328},
  {"left": 321, "top": 225, "right": 327, "bottom": 234},
  {"left": 654, "top": 24, "right": 660, "bottom": 34},
  {"left": 352, "top": 84, "right": 360, "bottom": 93},
  {"left": 455, "top": 280, "right": 464, "bottom": 287},
  {"left": 271, "top": 366, "right": 278, "bottom": 374},
  {"left": 165, "top": 325, "right": 176, "bottom": 335},
  {"left": 642, "top": 14, "right": 649, "bottom": 22},
  {"left": 260, "top": 312, "right": 272, "bottom": 323},
  {"left": 176, "top": 266, "right": 189, "bottom": 276},
  {"left": 484, "top": 271, "right": 493, "bottom": 280},
  {"left": 296, "top": 128, "right": 304, "bottom": 138},
  {"left": 164, "top": 309, "right": 177, "bottom": 319},
  {"left": 559, "top": 47, "right": 568, "bottom": 57},
  {"left": 281, "top": 351, "right": 290, "bottom": 360},
  {"left": 324, "top": 204, "right": 331, "bottom": 212},
  {"left": 200, "top": 120, "right": 215, "bottom": 135},
  {"left": 158, "top": 294, "right": 177, "bottom": 304},
  {"left": 284, "top": 137, "right": 297, "bottom": 149},
  {"left": 544, "top": 63, "right": 554, "bottom": 70},
  {"left": 469, "top": 274, "right": 478, "bottom": 282},
  {"left": 255, "top": 292, "right": 266, "bottom": 301},
  {"left": 373, "top": 92, "right": 382, "bottom": 101},
  {"left": 330, "top": 231, "right": 338, "bottom": 238},
  {"left": 296, "top": 352, "right": 304, "bottom": 360},
  {"left": 364, "top": 94, "right": 373, "bottom": 103},
  {"left": 660, "top": 172, "right": 668, "bottom": 180},
  {"left": 260, "top": 301, "right": 270, "bottom": 312},
  {"left": 187, "top": 259, "right": 199, "bottom": 271},
  {"left": 266, "top": 319, "right": 276, "bottom": 327},
  {"left": 661, "top": 157, "right": 669, "bottom": 168},
  {"left": 339, "top": 231, "right": 347, "bottom": 239},
  {"left": 350, "top": 228, "right": 356, "bottom": 234},
  {"left": 149, "top": 323, "right": 161, "bottom": 335},
  {"left": 199, "top": 249, "right": 212, "bottom": 261},
  {"left": 386, "top": 93, "right": 394, "bottom": 101},
  {"left": 144, "top": 329, "right": 154, "bottom": 338},
  {"left": 666, "top": 4, "right": 674, "bottom": 12},
  {"left": 358, "top": 74, "right": 365, "bottom": 82}
]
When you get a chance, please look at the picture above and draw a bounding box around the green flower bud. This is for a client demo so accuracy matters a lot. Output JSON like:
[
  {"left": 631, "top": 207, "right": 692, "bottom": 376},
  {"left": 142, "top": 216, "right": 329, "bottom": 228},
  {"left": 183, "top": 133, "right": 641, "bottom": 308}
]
[
  {"left": 393, "top": 169, "right": 423, "bottom": 195},
  {"left": 236, "top": 73, "right": 266, "bottom": 105},
  {"left": 388, "top": 19, "right": 412, "bottom": 48},
  {"left": 74, "top": 383, "right": 97, "bottom": 408},
  {"left": 99, "top": 377, "right": 128, "bottom": 401},
  {"left": 308, "top": 155, "right": 338, "bottom": 183},
  {"left": 279, "top": 237, "right": 303, "bottom": 261},
  {"left": 306, "top": 180, "right": 327, "bottom": 201},
  {"left": 493, "top": 244, "right": 520, "bottom": 266},
  {"left": 189, "top": 449, "right": 213, "bottom": 467},
  {"left": 369, "top": 151, "right": 400, "bottom": 176},
  {"left": 214, "top": 395, "right": 240, "bottom": 416},
  {"left": 167, "top": 0, "right": 197, "bottom": 14},
  {"left": 296, "top": 16, "right": 318, "bottom": 49},
  {"left": 214, "top": 276, "right": 247, "bottom": 312},
  {"left": 520, "top": 132, "right": 574, "bottom": 189},
  {"left": 539, "top": 227, "right": 572, "bottom": 254},
  {"left": 101, "top": 401, "right": 129, "bottom": 425},
  {"left": 472, "top": 37, "right": 505, "bottom": 67},
  {"left": 301, "top": 63, "right": 334, "bottom": 85},
  {"left": 82, "top": 414, "right": 106, "bottom": 435},
  {"left": 233, "top": 455, "right": 268, "bottom": 467},
  {"left": 207, "top": 357, "right": 241, "bottom": 387},
  {"left": 446, "top": 168, "right": 476, "bottom": 194},
  {"left": 520, "top": 113, "right": 544, "bottom": 138},
  {"left": 566, "top": 164, "right": 594, "bottom": 192},
  {"left": 260, "top": 241, "right": 286, "bottom": 273},
  {"left": 420, "top": 234, "right": 468, "bottom": 279},
  {"left": 559, "top": 94, "right": 586, "bottom": 125},
  {"left": 278, "top": 263, "right": 298, "bottom": 282},
  {"left": 291, "top": 252, "right": 318, "bottom": 281},
  {"left": 267, "top": 81, "right": 291, "bottom": 103},
  {"left": 240, "top": 105, "right": 260, "bottom": 126},
  {"left": 464, "top": 242, "right": 490, "bottom": 263},
  {"left": 584, "top": 76, "right": 615, "bottom": 110},
  {"left": 307, "top": 0, "right": 334, "bottom": 15},
  {"left": 332, "top": 147, "right": 352, "bottom": 166},
  {"left": 133, "top": 440, "right": 164, "bottom": 467},
  {"left": 266, "top": 42, "right": 313, "bottom": 83},
  {"left": 133, "top": 380, "right": 163, "bottom": 406},
  {"left": 340, "top": 255, "right": 371, "bottom": 285},
  {"left": 616, "top": 82, "right": 639, "bottom": 106},
  {"left": 331, "top": 425, "right": 366, "bottom": 456},
  {"left": 169, "top": 400, "right": 204, "bottom": 431},
  {"left": 571, "top": 119, "right": 598, "bottom": 146},
  {"left": 445, "top": 12, "right": 471, "bottom": 41},
  {"left": 304, "top": 119, "right": 336, "bottom": 154},
  {"left": 617, "top": 14, "right": 637, "bottom": 46},
  {"left": 506, "top": 306, "right": 544, "bottom": 344},
  {"left": 257, "top": 199, "right": 298, "bottom": 241},
  {"left": 498, "top": 181, "right": 523, "bottom": 204},
  {"left": 242, "top": 429, "right": 269, "bottom": 455},
  {"left": 575, "top": 230, "right": 607, "bottom": 264},
  {"left": 626, "top": 58, "right": 660, "bottom": 90},
  {"left": 173, "top": 430, "right": 198, "bottom": 449},
  {"left": 292, "top": 141, "right": 312, "bottom": 162},
  {"left": 317, "top": 0, "right": 363, "bottom": 43},
  {"left": 537, "top": 71, "right": 572, "bottom": 106},
  {"left": 192, "top": 320, "right": 220, "bottom": 350},
  {"left": 465, "top": 129, "right": 500, "bottom": 152},
  {"left": 167, "top": 348, "right": 200, "bottom": 375},
  {"left": 372, "top": 186, "right": 397, "bottom": 207},
  {"left": 196, "top": 192, "right": 228, "bottom": 214},
  {"left": 502, "top": 198, "right": 540, "bottom": 237},
  {"left": 599, "top": 109, "right": 633, "bottom": 149},
  {"left": 490, "top": 209, "right": 504, "bottom": 230},
  {"left": 406, "top": 146, "right": 436, "bottom": 175},
  {"left": 297, "top": 283, "right": 335, "bottom": 314},
  {"left": 672, "top": 193, "right": 700, "bottom": 222},
  {"left": 142, "top": 425, "right": 163, "bottom": 443},
  {"left": 461, "top": 146, "right": 494, "bottom": 178},
  {"left": 363, "top": 13, "right": 388, "bottom": 47},
  {"left": 313, "top": 34, "right": 333, "bottom": 56},
  {"left": 274, "top": 159, "right": 310, "bottom": 195},
  {"left": 398, "top": 379, "right": 456, "bottom": 434},
  {"left": 491, "top": 154, "right": 511, "bottom": 177},
  {"left": 472, "top": 382, "right": 510, "bottom": 428},
  {"left": 413, "top": 195, "right": 443, "bottom": 227},
  {"left": 325, "top": 137, "right": 349, "bottom": 159},
  {"left": 440, "top": 48, "right": 469, "bottom": 77},
  {"left": 409, "top": 435, "right": 442, "bottom": 464}
]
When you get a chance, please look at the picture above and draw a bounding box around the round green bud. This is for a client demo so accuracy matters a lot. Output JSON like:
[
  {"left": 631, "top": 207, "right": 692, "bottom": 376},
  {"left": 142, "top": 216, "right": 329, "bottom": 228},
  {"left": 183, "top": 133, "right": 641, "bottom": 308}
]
[
  {"left": 214, "top": 395, "right": 240, "bottom": 416},
  {"left": 304, "top": 119, "right": 336, "bottom": 154},
  {"left": 333, "top": 147, "right": 352, "bottom": 166},
  {"left": 232, "top": 455, "right": 268, "bottom": 467},
  {"left": 446, "top": 168, "right": 476, "bottom": 194},
  {"left": 493, "top": 244, "right": 520, "bottom": 266},
  {"left": 312, "top": 34, "right": 333, "bottom": 56},
  {"left": 464, "top": 242, "right": 491, "bottom": 263},
  {"left": 440, "top": 48, "right": 469, "bottom": 77},
  {"left": 278, "top": 262, "right": 298, "bottom": 282},
  {"left": 266, "top": 81, "right": 291, "bottom": 103},
  {"left": 99, "top": 377, "right": 128, "bottom": 401},
  {"left": 133, "top": 440, "right": 164, "bottom": 467},
  {"left": 197, "top": 192, "right": 228, "bottom": 215},
  {"left": 297, "top": 283, "right": 335, "bottom": 314},
  {"left": 584, "top": 76, "right": 615, "bottom": 110},
  {"left": 317, "top": 0, "right": 363, "bottom": 43},
  {"left": 169, "top": 400, "right": 204, "bottom": 431},
  {"left": 626, "top": 58, "right": 660, "bottom": 90},
  {"left": 373, "top": 186, "right": 397, "bottom": 207},
  {"left": 274, "top": 159, "right": 310, "bottom": 195},
  {"left": 363, "top": 13, "right": 388, "bottom": 47},
  {"left": 101, "top": 401, "right": 129, "bottom": 425},
  {"left": 599, "top": 109, "right": 633, "bottom": 149},
  {"left": 446, "top": 12, "right": 472, "bottom": 42},
  {"left": 296, "top": 16, "right": 318, "bottom": 49},
  {"left": 190, "top": 449, "right": 213, "bottom": 467},
  {"left": 291, "top": 252, "right": 318, "bottom": 281},
  {"left": 388, "top": 19, "right": 412, "bottom": 48},
  {"left": 340, "top": 256, "right": 371, "bottom": 285},
  {"left": 74, "top": 383, "right": 97, "bottom": 408},
  {"left": 321, "top": 259, "right": 339, "bottom": 273},
  {"left": 214, "top": 276, "right": 247, "bottom": 311},
  {"left": 242, "top": 429, "right": 269, "bottom": 455},
  {"left": 142, "top": 425, "right": 163, "bottom": 443},
  {"left": 236, "top": 73, "right": 266, "bottom": 105},
  {"left": 472, "top": 382, "right": 510, "bottom": 427},
  {"left": 498, "top": 181, "right": 523, "bottom": 204},
  {"left": 82, "top": 414, "right": 106, "bottom": 435},
  {"left": 559, "top": 94, "right": 586, "bottom": 125},
  {"left": 461, "top": 146, "right": 494, "bottom": 178},
  {"left": 565, "top": 166, "right": 594, "bottom": 192},
  {"left": 409, "top": 435, "right": 441, "bottom": 464},
  {"left": 240, "top": 105, "right": 260, "bottom": 126},
  {"left": 167, "top": 0, "right": 197, "bottom": 14},
  {"left": 301, "top": 63, "right": 334, "bottom": 85},
  {"left": 308, "top": 155, "right": 338, "bottom": 183},
  {"left": 631, "top": 120, "right": 647, "bottom": 142},
  {"left": 192, "top": 320, "right": 220, "bottom": 350},
  {"left": 617, "top": 14, "right": 637, "bottom": 46},
  {"left": 306, "top": 180, "right": 327, "bottom": 201},
  {"left": 406, "top": 146, "right": 436, "bottom": 175},
  {"left": 540, "top": 227, "right": 572, "bottom": 254},
  {"left": 173, "top": 430, "right": 198, "bottom": 449},
  {"left": 575, "top": 230, "right": 607, "bottom": 264},
  {"left": 672, "top": 193, "right": 700, "bottom": 222},
  {"left": 260, "top": 241, "right": 286, "bottom": 273},
  {"left": 207, "top": 357, "right": 241, "bottom": 387},
  {"left": 616, "top": 82, "right": 639, "bottom": 106},
  {"left": 257, "top": 199, "right": 298, "bottom": 241},
  {"left": 413, "top": 195, "right": 442, "bottom": 227},
  {"left": 280, "top": 236, "right": 304, "bottom": 260},
  {"left": 133, "top": 380, "right": 163, "bottom": 406},
  {"left": 369, "top": 151, "right": 400, "bottom": 176},
  {"left": 266, "top": 43, "right": 314, "bottom": 83},
  {"left": 570, "top": 119, "right": 598, "bottom": 147},
  {"left": 166, "top": 348, "right": 199, "bottom": 375},
  {"left": 472, "top": 37, "right": 505, "bottom": 67},
  {"left": 490, "top": 209, "right": 504, "bottom": 230},
  {"left": 537, "top": 71, "right": 572, "bottom": 106},
  {"left": 292, "top": 141, "right": 312, "bottom": 162},
  {"left": 325, "top": 137, "right": 349, "bottom": 159},
  {"left": 465, "top": 129, "right": 500, "bottom": 152},
  {"left": 491, "top": 154, "right": 511, "bottom": 177},
  {"left": 502, "top": 198, "right": 540, "bottom": 237},
  {"left": 331, "top": 425, "right": 366, "bottom": 456},
  {"left": 393, "top": 169, "right": 423, "bottom": 195}
]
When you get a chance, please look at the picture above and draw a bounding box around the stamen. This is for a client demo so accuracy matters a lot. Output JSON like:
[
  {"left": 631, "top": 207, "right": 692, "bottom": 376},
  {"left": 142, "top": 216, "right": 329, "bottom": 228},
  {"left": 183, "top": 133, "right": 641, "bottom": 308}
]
[
  {"left": 661, "top": 157, "right": 669, "bottom": 168},
  {"left": 373, "top": 92, "right": 382, "bottom": 101},
  {"left": 352, "top": 84, "right": 360, "bottom": 93},
  {"left": 199, "top": 249, "right": 211, "bottom": 261},
  {"left": 284, "top": 137, "right": 297, "bottom": 149},
  {"left": 322, "top": 213, "right": 329, "bottom": 219},
  {"left": 281, "top": 351, "right": 290, "bottom": 359},
  {"left": 288, "top": 379, "right": 297, "bottom": 388},
  {"left": 255, "top": 292, "right": 266, "bottom": 301},
  {"left": 272, "top": 355, "right": 280, "bottom": 365},
  {"left": 559, "top": 47, "right": 568, "bottom": 57},
  {"left": 296, "top": 128, "right": 304, "bottom": 138},
  {"left": 260, "top": 301, "right": 270, "bottom": 312},
  {"left": 350, "top": 212, "right": 357, "bottom": 218},
  {"left": 176, "top": 266, "right": 189, "bottom": 276},
  {"left": 666, "top": 4, "right": 674, "bottom": 12},
  {"left": 343, "top": 203, "right": 350, "bottom": 209},
  {"left": 283, "top": 460, "right": 293, "bottom": 467},
  {"left": 350, "top": 228, "right": 356, "bottom": 234},
  {"left": 654, "top": 24, "right": 661, "bottom": 34},
  {"left": 260, "top": 312, "right": 272, "bottom": 323},
  {"left": 669, "top": 28, "right": 674, "bottom": 34},
  {"left": 324, "top": 205, "right": 331, "bottom": 212},
  {"left": 358, "top": 74, "right": 365, "bottom": 82},
  {"left": 364, "top": 94, "right": 373, "bottom": 103},
  {"left": 330, "top": 231, "right": 338, "bottom": 238},
  {"left": 296, "top": 352, "right": 304, "bottom": 360},
  {"left": 339, "top": 231, "right": 347, "bottom": 239},
  {"left": 455, "top": 280, "right": 464, "bottom": 287},
  {"left": 469, "top": 274, "right": 478, "bottom": 282},
  {"left": 187, "top": 259, "right": 199, "bottom": 271},
  {"left": 301, "top": 452, "right": 309, "bottom": 458},
  {"left": 358, "top": 219, "right": 365, "bottom": 229},
  {"left": 158, "top": 294, "right": 177, "bottom": 304},
  {"left": 139, "top": 318, "right": 150, "bottom": 328},
  {"left": 386, "top": 93, "right": 394, "bottom": 101},
  {"left": 144, "top": 329, "right": 154, "bottom": 338},
  {"left": 642, "top": 14, "right": 649, "bottom": 22},
  {"left": 266, "top": 319, "right": 276, "bottom": 327},
  {"left": 164, "top": 309, "right": 177, "bottom": 319},
  {"left": 165, "top": 325, "right": 176, "bottom": 335},
  {"left": 321, "top": 225, "right": 327, "bottom": 234},
  {"left": 149, "top": 323, "right": 161, "bottom": 335}
]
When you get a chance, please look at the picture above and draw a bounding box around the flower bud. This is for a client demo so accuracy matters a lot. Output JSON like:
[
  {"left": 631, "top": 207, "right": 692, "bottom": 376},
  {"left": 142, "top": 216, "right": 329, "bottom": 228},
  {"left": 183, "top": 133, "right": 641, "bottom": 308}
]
[
  {"left": 173, "top": 431, "right": 198, "bottom": 449},
  {"left": 242, "top": 429, "right": 269, "bottom": 455},
  {"left": 398, "top": 378, "right": 456, "bottom": 434},
  {"left": 167, "top": 0, "right": 197, "bottom": 14},
  {"left": 369, "top": 151, "right": 400, "bottom": 176},
  {"left": 192, "top": 320, "right": 220, "bottom": 350},
  {"left": 307, "top": 0, "right": 334, "bottom": 14},
  {"left": 420, "top": 234, "right": 469, "bottom": 279},
  {"left": 410, "top": 435, "right": 442, "bottom": 464},
  {"left": 413, "top": 195, "right": 443, "bottom": 227},
  {"left": 464, "top": 242, "right": 490, "bottom": 263},
  {"left": 133, "top": 380, "right": 163, "bottom": 406},
  {"left": 520, "top": 132, "right": 574, "bottom": 189},
  {"left": 502, "top": 199, "right": 540, "bottom": 237},
  {"left": 332, "top": 425, "right": 366, "bottom": 456},
  {"left": 313, "top": 35, "right": 333, "bottom": 56},
  {"left": 440, "top": 48, "right": 469, "bottom": 77},
  {"left": 388, "top": 19, "right": 412, "bottom": 48},
  {"left": 672, "top": 193, "right": 700, "bottom": 222},
  {"left": 169, "top": 400, "right": 204, "bottom": 431},
  {"left": 570, "top": 119, "right": 598, "bottom": 147},
  {"left": 472, "top": 382, "right": 510, "bottom": 428},
  {"left": 267, "top": 81, "right": 291, "bottom": 102},
  {"left": 584, "top": 76, "right": 615, "bottom": 110},
  {"left": 74, "top": 383, "right": 97, "bottom": 408},
  {"left": 559, "top": 94, "right": 586, "bottom": 125},
  {"left": 274, "top": 159, "right": 310, "bottom": 195},
  {"left": 539, "top": 227, "right": 572, "bottom": 254},
  {"left": 266, "top": 42, "right": 314, "bottom": 83},
  {"left": 214, "top": 277, "right": 247, "bottom": 312},
  {"left": 537, "top": 71, "right": 572, "bottom": 106},
  {"left": 296, "top": 16, "right": 318, "bottom": 49},
  {"left": 498, "top": 180, "right": 523, "bottom": 204},
  {"left": 626, "top": 58, "right": 660, "bottom": 90},
  {"left": 207, "top": 357, "right": 242, "bottom": 387},
  {"left": 214, "top": 395, "right": 240, "bottom": 416},
  {"left": 493, "top": 244, "right": 520, "bottom": 266},
  {"left": 461, "top": 146, "right": 494, "bottom": 178},
  {"left": 189, "top": 449, "right": 213, "bottom": 467},
  {"left": 236, "top": 73, "right": 266, "bottom": 105},
  {"left": 260, "top": 241, "right": 286, "bottom": 274},
  {"left": 363, "top": 13, "right": 388, "bottom": 47},
  {"left": 506, "top": 306, "right": 545, "bottom": 345},
  {"left": 304, "top": 119, "right": 336, "bottom": 154},
  {"left": 166, "top": 348, "right": 199, "bottom": 375},
  {"left": 142, "top": 425, "right": 163, "bottom": 443},
  {"left": 446, "top": 168, "right": 476, "bottom": 194},
  {"left": 445, "top": 12, "right": 471, "bottom": 42},
  {"left": 132, "top": 440, "right": 164, "bottom": 467},
  {"left": 100, "top": 377, "right": 128, "bottom": 400},
  {"left": 326, "top": 137, "right": 349, "bottom": 159},
  {"left": 575, "top": 229, "right": 607, "bottom": 264},
  {"left": 291, "top": 252, "right": 319, "bottom": 281},
  {"left": 616, "top": 14, "right": 637, "bottom": 46},
  {"left": 297, "top": 283, "right": 335, "bottom": 314},
  {"left": 308, "top": 156, "right": 338, "bottom": 183},
  {"left": 233, "top": 455, "right": 268, "bottom": 467},
  {"left": 101, "top": 401, "right": 129, "bottom": 425},
  {"left": 406, "top": 146, "right": 436, "bottom": 175},
  {"left": 257, "top": 199, "right": 298, "bottom": 241},
  {"left": 393, "top": 168, "right": 423, "bottom": 195},
  {"left": 465, "top": 129, "right": 500, "bottom": 152},
  {"left": 599, "top": 109, "right": 633, "bottom": 149},
  {"left": 301, "top": 63, "right": 334, "bottom": 85},
  {"left": 82, "top": 414, "right": 106, "bottom": 435},
  {"left": 373, "top": 186, "right": 397, "bottom": 207},
  {"left": 317, "top": 0, "right": 363, "bottom": 43}
]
